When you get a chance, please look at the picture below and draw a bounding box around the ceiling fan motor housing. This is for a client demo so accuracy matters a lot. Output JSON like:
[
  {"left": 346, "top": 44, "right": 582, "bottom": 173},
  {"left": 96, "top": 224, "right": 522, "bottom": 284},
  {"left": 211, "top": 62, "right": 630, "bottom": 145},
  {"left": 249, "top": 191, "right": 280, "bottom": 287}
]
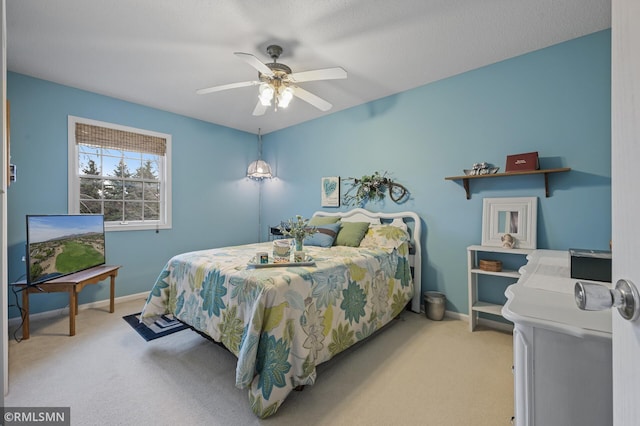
[
  {"left": 260, "top": 45, "right": 292, "bottom": 82},
  {"left": 266, "top": 62, "right": 292, "bottom": 74},
  {"left": 259, "top": 63, "right": 292, "bottom": 86}
]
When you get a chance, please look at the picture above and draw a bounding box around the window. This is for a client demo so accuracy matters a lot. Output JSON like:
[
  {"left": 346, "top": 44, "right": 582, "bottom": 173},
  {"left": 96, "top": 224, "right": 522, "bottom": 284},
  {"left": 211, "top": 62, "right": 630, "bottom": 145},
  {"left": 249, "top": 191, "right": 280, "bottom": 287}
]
[{"left": 68, "top": 116, "right": 172, "bottom": 231}]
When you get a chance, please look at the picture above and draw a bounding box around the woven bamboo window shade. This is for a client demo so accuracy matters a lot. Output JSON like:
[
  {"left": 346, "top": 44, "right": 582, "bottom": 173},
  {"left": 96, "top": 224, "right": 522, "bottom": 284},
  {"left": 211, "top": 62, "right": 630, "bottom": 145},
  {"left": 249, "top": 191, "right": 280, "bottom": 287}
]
[{"left": 75, "top": 122, "right": 166, "bottom": 156}]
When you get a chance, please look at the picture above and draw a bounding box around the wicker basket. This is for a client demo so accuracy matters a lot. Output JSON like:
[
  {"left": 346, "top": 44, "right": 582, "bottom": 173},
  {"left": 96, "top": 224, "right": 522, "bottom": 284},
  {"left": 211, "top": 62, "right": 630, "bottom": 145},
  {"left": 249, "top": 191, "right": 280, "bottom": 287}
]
[{"left": 479, "top": 259, "right": 502, "bottom": 272}]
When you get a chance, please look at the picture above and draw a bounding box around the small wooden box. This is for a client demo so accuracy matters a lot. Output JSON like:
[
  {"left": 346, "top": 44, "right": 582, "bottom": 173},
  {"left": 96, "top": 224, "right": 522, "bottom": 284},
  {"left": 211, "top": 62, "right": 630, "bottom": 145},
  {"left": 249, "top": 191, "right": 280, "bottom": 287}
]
[
  {"left": 479, "top": 259, "right": 502, "bottom": 272},
  {"left": 505, "top": 151, "right": 539, "bottom": 172}
]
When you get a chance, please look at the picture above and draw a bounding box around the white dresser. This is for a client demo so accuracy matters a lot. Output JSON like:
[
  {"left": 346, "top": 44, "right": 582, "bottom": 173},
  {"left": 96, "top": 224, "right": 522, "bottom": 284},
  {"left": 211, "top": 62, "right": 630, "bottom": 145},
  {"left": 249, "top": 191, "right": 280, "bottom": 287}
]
[{"left": 502, "top": 250, "right": 612, "bottom": 426}]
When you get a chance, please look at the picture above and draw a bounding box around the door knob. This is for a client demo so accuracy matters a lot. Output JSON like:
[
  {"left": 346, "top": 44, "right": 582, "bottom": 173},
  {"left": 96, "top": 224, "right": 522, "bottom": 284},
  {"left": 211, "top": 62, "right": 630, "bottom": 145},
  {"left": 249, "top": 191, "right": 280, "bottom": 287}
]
[{"left": 575, "top": 279, "right": 640, "bottom": 321}]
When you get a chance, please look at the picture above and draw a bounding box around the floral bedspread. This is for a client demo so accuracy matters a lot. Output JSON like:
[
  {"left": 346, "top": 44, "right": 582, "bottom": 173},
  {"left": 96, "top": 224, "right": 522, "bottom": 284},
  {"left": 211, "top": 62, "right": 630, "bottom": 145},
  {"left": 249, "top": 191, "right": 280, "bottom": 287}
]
[{"left": 141, "top": 240, "right": 413, "bottom": 418}]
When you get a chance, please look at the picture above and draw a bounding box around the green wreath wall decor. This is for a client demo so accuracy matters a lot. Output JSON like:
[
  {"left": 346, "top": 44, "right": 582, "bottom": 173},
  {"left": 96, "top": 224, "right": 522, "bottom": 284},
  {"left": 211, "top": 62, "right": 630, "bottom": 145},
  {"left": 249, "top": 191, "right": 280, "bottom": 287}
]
[{"left": 341, "top": 171, "right": 409, "bottom": 206}]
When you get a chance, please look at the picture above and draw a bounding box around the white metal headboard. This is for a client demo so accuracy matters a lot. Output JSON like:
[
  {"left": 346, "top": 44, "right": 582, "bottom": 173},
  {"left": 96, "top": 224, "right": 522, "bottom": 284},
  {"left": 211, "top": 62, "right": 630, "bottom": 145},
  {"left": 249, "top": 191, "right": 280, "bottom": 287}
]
[{"left": 312, "top": 208, "right": 423, "bottom": 313}]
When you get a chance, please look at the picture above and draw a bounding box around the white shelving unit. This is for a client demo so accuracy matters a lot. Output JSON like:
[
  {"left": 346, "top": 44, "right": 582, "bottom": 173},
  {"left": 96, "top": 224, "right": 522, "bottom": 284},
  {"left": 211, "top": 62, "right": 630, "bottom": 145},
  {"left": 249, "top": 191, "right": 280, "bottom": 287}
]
[{"left": 467, "top": 245, "right": 533, "bottom": 331}]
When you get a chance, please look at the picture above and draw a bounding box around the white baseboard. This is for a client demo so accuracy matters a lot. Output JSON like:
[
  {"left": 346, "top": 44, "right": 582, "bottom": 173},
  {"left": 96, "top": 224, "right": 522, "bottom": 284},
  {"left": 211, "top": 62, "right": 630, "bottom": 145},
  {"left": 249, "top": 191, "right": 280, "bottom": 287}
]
[
  {"left": 420, "top": 308, "right": 513, "bottom": 333},
  {"left": 477, "top": 317, "right": 513, "bottom": 333},
  {"left": 418, "top": 308, "right": 466, "bottom": 322},
  {"left": 446, "top": 310, "right": 514, "bottom": 332},
  {"left": 443, "top": 310, "right": 466, "bottom": 321},
  {"left": 8, "top": 291, "right": 150, "bottom": 328}
]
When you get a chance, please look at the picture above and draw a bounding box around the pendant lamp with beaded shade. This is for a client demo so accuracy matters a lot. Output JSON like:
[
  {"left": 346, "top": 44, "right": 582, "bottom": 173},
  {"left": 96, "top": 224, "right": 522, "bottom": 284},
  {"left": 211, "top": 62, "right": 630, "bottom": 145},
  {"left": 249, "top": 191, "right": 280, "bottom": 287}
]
[{"left": 247, "top": 128, "right": 273, "bottom": 180}]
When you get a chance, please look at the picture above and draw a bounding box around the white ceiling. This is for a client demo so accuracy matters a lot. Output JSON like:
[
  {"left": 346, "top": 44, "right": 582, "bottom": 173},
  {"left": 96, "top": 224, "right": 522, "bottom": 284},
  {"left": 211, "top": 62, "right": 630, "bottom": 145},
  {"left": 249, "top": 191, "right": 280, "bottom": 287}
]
[{"left": 6, "top": 0, "right": 611, "bottom": 135}]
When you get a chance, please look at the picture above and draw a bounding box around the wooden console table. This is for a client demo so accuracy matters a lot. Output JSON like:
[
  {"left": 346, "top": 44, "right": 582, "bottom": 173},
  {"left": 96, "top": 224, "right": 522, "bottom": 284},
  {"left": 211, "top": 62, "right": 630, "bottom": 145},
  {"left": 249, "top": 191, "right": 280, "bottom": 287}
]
[{"left": 13, "top": 265, "right": 121, "bottom": 339}]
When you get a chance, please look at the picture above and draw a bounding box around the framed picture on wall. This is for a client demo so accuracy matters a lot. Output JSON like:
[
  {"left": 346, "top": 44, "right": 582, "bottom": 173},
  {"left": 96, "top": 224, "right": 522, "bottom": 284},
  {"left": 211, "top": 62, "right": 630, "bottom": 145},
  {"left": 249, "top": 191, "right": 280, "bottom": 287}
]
[
  {"left": 482, "top": 197, "right": 537, "bottom": 249},
  {"left": 321, "top": 176, "right": 340, "bottom": 207}
]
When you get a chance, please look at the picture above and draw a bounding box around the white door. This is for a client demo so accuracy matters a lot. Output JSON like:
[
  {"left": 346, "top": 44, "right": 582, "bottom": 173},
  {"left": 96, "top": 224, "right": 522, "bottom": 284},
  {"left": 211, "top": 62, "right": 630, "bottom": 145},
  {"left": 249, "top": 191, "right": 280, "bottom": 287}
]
[
  {"left": 1, "top": 0, "right": 7, "bottom": 399},
  {"left": 611, "top": 0, "right": 640, "bottom": 424}
]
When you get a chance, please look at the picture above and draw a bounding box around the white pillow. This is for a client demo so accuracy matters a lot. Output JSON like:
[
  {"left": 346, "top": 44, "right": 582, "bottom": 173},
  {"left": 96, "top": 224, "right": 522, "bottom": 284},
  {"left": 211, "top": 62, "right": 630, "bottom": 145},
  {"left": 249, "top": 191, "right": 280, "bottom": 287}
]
[{"left": 388, "top": 217, "right": 408, "bottom": 231}]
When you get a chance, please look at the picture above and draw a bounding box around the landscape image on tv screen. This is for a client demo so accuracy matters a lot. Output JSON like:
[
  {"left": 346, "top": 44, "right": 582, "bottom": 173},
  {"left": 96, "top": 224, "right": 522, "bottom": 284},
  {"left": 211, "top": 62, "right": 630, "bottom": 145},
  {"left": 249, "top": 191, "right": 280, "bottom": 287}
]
[{"left": 27, "top": 214, "right": 105, "bottom": 285}]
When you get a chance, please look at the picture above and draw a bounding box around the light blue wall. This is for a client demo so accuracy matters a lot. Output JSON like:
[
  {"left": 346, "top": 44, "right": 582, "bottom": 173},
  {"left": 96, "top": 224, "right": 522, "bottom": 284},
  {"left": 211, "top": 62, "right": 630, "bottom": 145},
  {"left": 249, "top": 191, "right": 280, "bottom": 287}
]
[
  {"left": 261, "top": 30, "right": 612, "bottom": 315},
  {"left": 7, "top": 72, "right": 261, "bottom": 317},
  {"left": 6, "top": 30, "right": 611, "bottom": 319}
]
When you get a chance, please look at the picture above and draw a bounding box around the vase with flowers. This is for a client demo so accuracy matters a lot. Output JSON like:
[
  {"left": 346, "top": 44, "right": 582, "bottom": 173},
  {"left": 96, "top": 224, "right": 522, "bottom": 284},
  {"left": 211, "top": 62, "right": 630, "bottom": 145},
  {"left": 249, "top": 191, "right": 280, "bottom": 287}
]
[{"left": 279, "top": 215, "right": 317, "bottom": 253}]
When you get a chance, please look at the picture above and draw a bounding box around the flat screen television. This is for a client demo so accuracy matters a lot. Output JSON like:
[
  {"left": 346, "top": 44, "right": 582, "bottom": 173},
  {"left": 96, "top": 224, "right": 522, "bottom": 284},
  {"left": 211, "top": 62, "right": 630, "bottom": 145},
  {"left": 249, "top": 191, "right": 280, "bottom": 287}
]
[{"left": 26, "top": 214, "right": 105, "bottom": 285}]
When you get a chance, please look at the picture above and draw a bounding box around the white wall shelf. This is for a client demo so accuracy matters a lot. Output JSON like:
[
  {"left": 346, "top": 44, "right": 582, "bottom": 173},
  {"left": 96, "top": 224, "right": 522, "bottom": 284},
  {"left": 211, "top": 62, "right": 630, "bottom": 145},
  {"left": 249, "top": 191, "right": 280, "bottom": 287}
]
[{"left": 467, "top": 245, "right": 533, "bottom": 331}]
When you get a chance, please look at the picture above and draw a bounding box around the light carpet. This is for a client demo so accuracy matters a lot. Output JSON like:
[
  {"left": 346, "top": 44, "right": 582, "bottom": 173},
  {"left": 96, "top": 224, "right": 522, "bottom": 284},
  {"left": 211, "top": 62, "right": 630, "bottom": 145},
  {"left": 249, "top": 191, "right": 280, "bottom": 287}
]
[{"left": 6, "top": 297, "right": 514, "bottom": 425}]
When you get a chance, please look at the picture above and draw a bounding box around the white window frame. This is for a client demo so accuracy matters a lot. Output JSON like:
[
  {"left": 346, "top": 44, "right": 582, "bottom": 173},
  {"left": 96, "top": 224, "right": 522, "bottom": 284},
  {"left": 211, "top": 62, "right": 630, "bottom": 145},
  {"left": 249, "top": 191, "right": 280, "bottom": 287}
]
[{"left": 68, "top": 116, "right": 172, "bottom": 232}]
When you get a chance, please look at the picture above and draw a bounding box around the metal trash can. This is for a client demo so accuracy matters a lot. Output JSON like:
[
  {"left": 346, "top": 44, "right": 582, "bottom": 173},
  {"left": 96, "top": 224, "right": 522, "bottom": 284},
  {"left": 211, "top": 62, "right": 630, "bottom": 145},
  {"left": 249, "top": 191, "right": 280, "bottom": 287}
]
[{"left": 424, "top": 291, "right": 446, "bottom": 321}]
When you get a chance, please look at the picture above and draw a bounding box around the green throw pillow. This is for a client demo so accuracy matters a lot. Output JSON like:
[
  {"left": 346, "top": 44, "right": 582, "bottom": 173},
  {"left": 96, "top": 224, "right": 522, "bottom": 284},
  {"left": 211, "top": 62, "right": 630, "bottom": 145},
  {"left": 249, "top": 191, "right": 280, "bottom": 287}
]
[
  {"left": 335, "top": 222, "right": 370, "bottom": 247},
  {"left": 309, "top": 216, "right": 341, "bottom": 226}
]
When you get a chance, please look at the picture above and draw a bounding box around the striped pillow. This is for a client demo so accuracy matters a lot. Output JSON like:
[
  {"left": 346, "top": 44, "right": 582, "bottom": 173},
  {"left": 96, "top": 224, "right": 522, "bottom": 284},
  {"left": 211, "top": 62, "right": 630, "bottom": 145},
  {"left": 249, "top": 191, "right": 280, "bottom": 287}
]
[{"left": 304, "top": 222, "right": 341, "bottom": 247}]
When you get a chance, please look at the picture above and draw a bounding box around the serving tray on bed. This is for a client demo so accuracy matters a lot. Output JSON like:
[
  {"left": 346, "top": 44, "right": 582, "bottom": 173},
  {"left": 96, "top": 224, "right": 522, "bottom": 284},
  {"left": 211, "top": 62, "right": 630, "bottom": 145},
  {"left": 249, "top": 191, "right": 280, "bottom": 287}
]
[{"left": 247, "top": 256, "right": 315, "bottom": 268}]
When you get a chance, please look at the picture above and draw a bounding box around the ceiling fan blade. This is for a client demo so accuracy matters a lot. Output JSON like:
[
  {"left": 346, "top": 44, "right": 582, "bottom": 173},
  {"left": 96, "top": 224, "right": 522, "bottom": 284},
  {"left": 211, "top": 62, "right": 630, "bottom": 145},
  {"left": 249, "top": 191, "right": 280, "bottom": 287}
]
[
  {"left": 196, "top": 80, "right": 259, "bottom": 95},
  {"left": 234, "top": 52, "right": 275, "bottom": 77},
  {"left": 288, "top": 67, "right": 347, "bottom": 83},
  {"left": 292, "top": 86, "right": 333, "bottom": 111},
  {"left": 252, "top": 100, "right": 268, "bottom": 116}
]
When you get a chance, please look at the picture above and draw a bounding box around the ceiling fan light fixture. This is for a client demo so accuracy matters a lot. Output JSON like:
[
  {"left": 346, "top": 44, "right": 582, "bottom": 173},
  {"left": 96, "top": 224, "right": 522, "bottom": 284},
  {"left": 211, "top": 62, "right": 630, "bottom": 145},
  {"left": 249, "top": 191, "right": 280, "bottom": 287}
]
[
  {"left": 278, "top": 87, "right": 294, "bottom": 108},
  {"left": 258, "top": 83, "right": 274, "bottom": 106}
]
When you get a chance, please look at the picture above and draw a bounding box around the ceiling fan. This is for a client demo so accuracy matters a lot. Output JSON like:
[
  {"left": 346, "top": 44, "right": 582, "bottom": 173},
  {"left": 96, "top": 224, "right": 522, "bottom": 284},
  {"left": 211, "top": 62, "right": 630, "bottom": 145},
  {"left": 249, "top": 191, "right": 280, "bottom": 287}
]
[{"left": 196, "top": 45, "right": 347, "bottom": 116}]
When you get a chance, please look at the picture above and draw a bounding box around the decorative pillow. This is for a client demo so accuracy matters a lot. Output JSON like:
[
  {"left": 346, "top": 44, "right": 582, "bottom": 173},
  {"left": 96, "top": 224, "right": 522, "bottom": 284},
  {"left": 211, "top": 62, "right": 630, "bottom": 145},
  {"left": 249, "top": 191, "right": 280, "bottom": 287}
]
[
  {"left": 304, "top": 222, "right": 341, "bottom": 247},
  {"left": 309, "top": 216, "right": 341, "bottom": 226},
  {"left": 334, "top": 221, "right": 370, "bottom": 247},
  {"left": 359, "top": 224, "right": 410, "bottom": 252},
  {"left": 388, "top": 217, "right": 408, "bottom": 231}
]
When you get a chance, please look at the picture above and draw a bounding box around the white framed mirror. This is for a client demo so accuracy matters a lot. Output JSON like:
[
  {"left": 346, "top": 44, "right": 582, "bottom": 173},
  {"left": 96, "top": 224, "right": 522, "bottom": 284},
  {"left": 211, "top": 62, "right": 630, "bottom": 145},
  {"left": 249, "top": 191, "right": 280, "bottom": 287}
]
[{"left": 482, "top": 197, "right": 537, "bottom": 249}]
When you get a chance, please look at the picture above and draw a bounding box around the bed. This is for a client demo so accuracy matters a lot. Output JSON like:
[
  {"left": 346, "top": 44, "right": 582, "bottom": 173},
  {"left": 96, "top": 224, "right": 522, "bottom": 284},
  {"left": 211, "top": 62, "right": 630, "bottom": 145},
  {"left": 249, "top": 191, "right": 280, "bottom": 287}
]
[{"left": 141, "top": 208, "right": 422, "bottom": 418}]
